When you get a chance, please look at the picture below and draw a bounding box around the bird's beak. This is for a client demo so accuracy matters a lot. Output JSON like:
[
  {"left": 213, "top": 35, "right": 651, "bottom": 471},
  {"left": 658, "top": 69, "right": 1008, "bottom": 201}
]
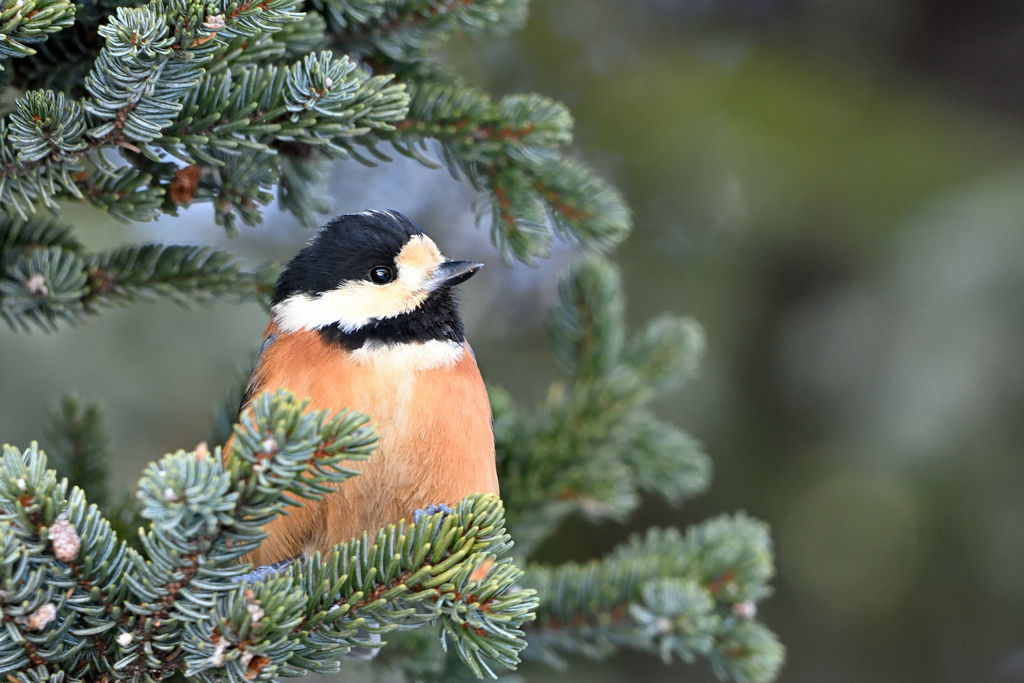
[{"left": 431, "top": 260, "right": 484, "bottom": 288}]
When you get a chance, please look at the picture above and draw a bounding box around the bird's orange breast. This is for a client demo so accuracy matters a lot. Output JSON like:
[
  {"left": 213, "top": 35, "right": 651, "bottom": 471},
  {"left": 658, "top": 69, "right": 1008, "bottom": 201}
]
[{"left": 240, "top": 325, "right": 497, "bottom": 566}]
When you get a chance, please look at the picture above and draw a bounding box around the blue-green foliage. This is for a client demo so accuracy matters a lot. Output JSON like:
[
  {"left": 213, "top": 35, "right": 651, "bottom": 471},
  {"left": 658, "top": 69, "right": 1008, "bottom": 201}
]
[
  {"left": 0, "top": 246, "right": 88, "bottom": 331},
  {"left": 1, "top": 0, "right": 408, "bottom": 222},
  {"left": 0, "top": 216, "right": 276, "bottom": 331},
  {"left": 522, "top": 520, "right": 783, "bottom": 683},
  {"left": 493, "top": 257, "right": 712, "bottom": 553},
  {"left": 388, "top": 68, "right": 631, "bottom": 264},
  {"left": 0, "top": 0, "right": 75, "bottom": 64},
  {"left": 10, "top": 91, "right": 87, "bottom": 163},
  {"left": 312, "top": 0, "right": 527, "bottom": 59},
  {"left": 0, "top": 0, "right": 629, "bottom": 266},
  {"left": 0, "top": 390, "right": 537, "bottom": 682}
]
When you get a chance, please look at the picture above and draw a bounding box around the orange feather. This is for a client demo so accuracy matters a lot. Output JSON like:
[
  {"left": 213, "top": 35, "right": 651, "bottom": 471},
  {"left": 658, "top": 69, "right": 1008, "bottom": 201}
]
[{"left": 233, "top": 323, "right": 498, "bottom": 567}]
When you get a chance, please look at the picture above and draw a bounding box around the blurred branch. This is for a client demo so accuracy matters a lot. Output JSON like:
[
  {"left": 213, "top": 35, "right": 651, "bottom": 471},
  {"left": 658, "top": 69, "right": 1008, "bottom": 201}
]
[
  {"left": 493, "top": 256, "right": 711, "bottom": 554},
  {"left": 45, "top": 393, "right": 110, "bottom": 509},
  {"left": 522, "top": 518, "right": 784, "bottom": 683}
]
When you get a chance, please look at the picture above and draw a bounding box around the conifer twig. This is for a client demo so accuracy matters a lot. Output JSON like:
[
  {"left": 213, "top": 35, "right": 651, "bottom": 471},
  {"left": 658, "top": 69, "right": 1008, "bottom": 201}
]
[
  {"left": 522, "top": 520, "right": 784, "bottom": 683},
  {"left": 493, "top": 256, "right": 711, "bottom": 554},
  {"left": 0, "top": 215, "right": 277, "bottom": 331}
]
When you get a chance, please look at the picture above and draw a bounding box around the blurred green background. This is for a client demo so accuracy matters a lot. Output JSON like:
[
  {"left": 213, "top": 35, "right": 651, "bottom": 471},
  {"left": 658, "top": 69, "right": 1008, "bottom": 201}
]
[{"left": 4, "top": 1, "right": 1024, "bottom": 681}]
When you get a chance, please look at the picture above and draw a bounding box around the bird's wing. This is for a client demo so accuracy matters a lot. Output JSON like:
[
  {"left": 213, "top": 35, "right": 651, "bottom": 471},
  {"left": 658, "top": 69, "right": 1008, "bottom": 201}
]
[
  {"left": 237, "top": 332, "right": 279, "bottom": 417},
  {"left": 465, "top": 343, "right": 495, "bottom": 434}
]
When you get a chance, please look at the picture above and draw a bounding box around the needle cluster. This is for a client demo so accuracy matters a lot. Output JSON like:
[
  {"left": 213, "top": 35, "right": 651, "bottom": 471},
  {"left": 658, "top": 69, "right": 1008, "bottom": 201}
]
[
  {"left": 0, "top": 391, "right": 536, "bottom": 682},
  {"left": 0, "top": 215, "right": 275, "bottom": 331}
]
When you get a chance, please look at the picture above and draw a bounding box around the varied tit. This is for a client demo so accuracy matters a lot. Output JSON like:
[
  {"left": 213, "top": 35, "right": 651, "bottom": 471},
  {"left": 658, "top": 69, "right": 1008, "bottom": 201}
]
[{"left": 235, "top": 209, "right": 498, "bottom": 572}]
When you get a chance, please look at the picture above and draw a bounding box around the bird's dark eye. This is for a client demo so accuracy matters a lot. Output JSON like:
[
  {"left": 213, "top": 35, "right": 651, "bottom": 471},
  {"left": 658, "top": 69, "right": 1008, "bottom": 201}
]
[{"left": 369, "top": 266, "right": 393, "bottom": 284}]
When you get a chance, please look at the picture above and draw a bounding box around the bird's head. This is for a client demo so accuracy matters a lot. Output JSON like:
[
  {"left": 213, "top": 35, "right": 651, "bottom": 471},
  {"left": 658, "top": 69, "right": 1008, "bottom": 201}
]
[{"left": 270, "top": 210, "right": 482, "bottom": 349}]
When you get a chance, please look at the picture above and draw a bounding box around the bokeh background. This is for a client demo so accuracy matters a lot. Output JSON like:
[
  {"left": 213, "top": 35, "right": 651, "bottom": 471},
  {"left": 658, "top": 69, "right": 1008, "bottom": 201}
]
[{"left": 3, "top": 1, "right": 1024, "bottom": 681}]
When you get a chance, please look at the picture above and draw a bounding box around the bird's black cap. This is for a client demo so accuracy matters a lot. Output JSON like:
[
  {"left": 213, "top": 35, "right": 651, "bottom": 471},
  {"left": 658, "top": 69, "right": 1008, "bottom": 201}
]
[
  {"left": 271, "top": 210, "right": 478, "bottom": 350},
  {"left": 272, "top": 210, "right": 424, "bottom": 306}
]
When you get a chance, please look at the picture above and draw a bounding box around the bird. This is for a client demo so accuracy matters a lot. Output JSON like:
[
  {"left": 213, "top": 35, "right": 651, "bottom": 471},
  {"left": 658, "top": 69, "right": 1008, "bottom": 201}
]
[{"left": 233, "top": 209, "right": 498, "bottom": 574}]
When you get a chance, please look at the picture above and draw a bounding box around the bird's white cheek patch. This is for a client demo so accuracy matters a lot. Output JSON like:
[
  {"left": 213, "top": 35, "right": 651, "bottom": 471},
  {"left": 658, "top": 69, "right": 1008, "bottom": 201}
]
[
  {"left": 273, "top": 283, "right": 428, "bottom": 333},
  {"left": 350, "top": 340, "right": 465, "bottom": 373},
  {"left": 272, "top": 235, "right": 446, "bottom": 333}
]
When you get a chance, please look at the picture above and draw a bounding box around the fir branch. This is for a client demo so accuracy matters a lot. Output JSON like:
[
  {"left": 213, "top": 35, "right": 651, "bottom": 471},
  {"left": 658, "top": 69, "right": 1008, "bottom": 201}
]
[
  {"left": 83, "top": 243, "right": 279, "bottom": 307},
  {"left": 44, "top": 393, "right": 110, "bottom": 508},
  {"left": 0, "top": 0, "right": 408, "bottom": 224},
  {"left": 625, "top": 313, "right": 707, "bottom": 393},
  {"left": 521, "top": 518, "right": 784, "bottom": 683},
  {"left": 0, "top": 0, "right": 623, "bottom": 262},
  {"left": 6, "top": 665, "right": 70, "bottom": 683},
  {"left": 82, "top": 0, "right": 304, "bottom": 145},
  {"left": 63, "top": 0, "right": 126, "bottom": 26},
  {"left": 533, "top": 156, "right": 633, "bottom": 256},
  {"left": 185, "top": 493, "right": 536, "bottom": 680},
  {"left": 0, "top": 442, "right": 139, "bottom": 673},
  {"left": 494, "top": 256, "right": 710, "bottom": 554},
  {"left": 112, "top": 390, "right": 380, "bottom": 678},
  {"left": 0, "top": 3, "right": 784, "bottom": 682},
  {"left": 275, "top": 9, "right": 327, "bottom": 59},
  {"left": 323, "top": 0, "right": 528, "bottom": 60},
  {"left": 161, "top": 49, "right": 408, "bottom": 164},
  {"left": 0, "top": 244, "right": 88, "bottom": 331},
  {"left": 0, "top": 214, "right": 278, "bottom": 331},
  {"left": 0, "top": 214, "right": 81, "bottom": 257},
  {"left": 204, "top": 150, "right": 279, "bottom": 233},
  {"left": 548, "top": 249, "right": 625, "bottom": 381},
  {"left": 13, "top": 40, "right": 95, "bottom": 106},
  {"left": 276, "top": 148, "right": 331, "bottom": 226},
  {"left": 41, "top": 391, "right": 144, "bottom": 549},
  {"left": 624, "top": 414, "right": 710, "bottom": 505},
  {"left": 0, "top": 389, "right": 536, "bottom": 682},
  {"left": 0, "top": 117, "right": 88, "bottom": 217},
  {"left": 383, "top": 69, "right": 631, "bottom": 264},
  {"left": 76, "top": 166, "right": 166, "bottom": 222},
  {"left": 10, "top": 91, "right": 86, "bottom": 163},
  {"left": 0, "top": 0, "right": 76, "bottom": 66}
]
